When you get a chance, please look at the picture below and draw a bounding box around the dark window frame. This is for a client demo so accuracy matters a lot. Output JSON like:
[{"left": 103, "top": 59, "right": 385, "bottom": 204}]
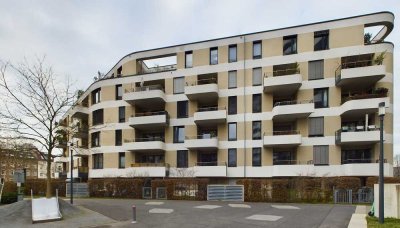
[
  {"left": 228, "top": 96, "right": 237, "bottom": 115},
  {"left": 118, "top": 106, "right": 125, "bottom": 123},
  {"left": 314, "top": 30, "right": 329, "bottom": 51},
  {"left": 177, "top": 100, "right": 188, "bottom": 118},
  {"left": 228, "top": 44, "right": 237, "bottom": 63},
  {"left": 92, "top": 109, "right": 104, "bottom": 126},
  {"left": 93, "top": 153, "right": 103, "bottom": 169},
  {"left": 252, "top": 121, "right": 262, "bottom": 140},
  {"left": 177, "top": 150, "right": 188, "bottom": 168},
  {"left": 115, "top": 129, "right": 122, "bottom": 146},
  {"left": 91, "top": 132, "right": 100, "bottom": 147},
  {"left": 252, "top": 94, "right": 262, "bottom": 113},
  {"left": 185, "top": 51, "right": 193, "bottom": 68},
  {"left": 314, "top": 88, "right": 329, "bottom": 108},
  {"left": 115, "top": 84, "right": 122, "bottom": 100},
  {"left": 118, "top": 152, "right": 125, "bottom": 169},
  {"left": 253, "top": 40, "right": 262, "bottom": 59},
  {"left": 308, "top": 117, "right": 324, "bottom": 137},
  {"left": 252, "top": 148, "right": 262, "bottom": 167},
  {"left": 91, "top": 88, "right": 101, "bottom": 105},
  {"left": 228, "top": 70, "right": 237, "bottom": 89},
  {"left": 308, "top": 60, "right": 324, "bottom": 80},
  {"left": 283, "top": 35, "right": 298, "bottom": 55},
  {"left": 228, "top": 148, "right": 237, "bottom": 167},
  {"left": 228, "top": 122, "right": 237, "bottom": 141},
  {"left": 173, "top": 126, "right": 185, "bottom": 143},
  {"left": 173, "top": 77, "right": 185, "bottom": 94},
  {"left": 210, "top": 47, "right": 218, "bottom": 65}
]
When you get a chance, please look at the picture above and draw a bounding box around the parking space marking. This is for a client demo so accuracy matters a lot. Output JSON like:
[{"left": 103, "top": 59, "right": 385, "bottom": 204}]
[
  {"left": 145, "top": 202, "right": 165, "bottom": 205},
  {"left": 149, "top": 208, "right": 174, "bottom": 214},
  {"left": 271, "top": 205, "right": 300, "bottom": 210},
  {"left": 194, "top": 205, "right": 222, "bottom": 209},
  {"left": 246, "top": 214, "right": 282, "bottom": 221},
  {"left": 228, "top": 204, "right": 251, "bottom": 208}
]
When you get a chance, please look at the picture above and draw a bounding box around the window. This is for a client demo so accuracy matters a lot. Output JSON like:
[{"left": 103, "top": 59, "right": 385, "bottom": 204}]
[
  {"left": 177, "top": 101, "right": 188, "bottom": 118},
  {"left": 341, "top": 149, "right": 371, "bottom": 164},
  {"left": 91, "top": 132, "right": 100, "bottom": 147},
  {"left": 228, "top": 123, "right": 237, "bottom": 141},
  {"left": 252, "top": 94, "right": 262, "bottom": 113},
  {"left": 93, "top": 154, "right": 103, "bottom": 169},
  {"left": 91, "top": 88, "right": 101, "bottom": 105},
  {"left": 115, "top": 84, "right": 122, "bottom": 100},
  {"left": 118, "top": 152, "right": 125, "bottom": 169},
  {"left": 185, "top": 51, "right": 193, "bottom": 68},
  {"left": 173, "top": 126, "right": 185, "bottom": 143},
  {"left": 253, "top": 41, "right": 262, "bottom": 59},
  {"left": 283, "top": 35, "right": 297, "bottom": 55},
  {"left": 273, "top": 151, "right": 296, "bottom": 165},
  {"left": 252, "top": 148, "right": 261, "bottom": 166},
  {"left": 309, "top": 117, "right": 324, "bottom": 137},
  {"left": 228, "top": 96, "right": 237, "bottom": 115},
  {"left": 314, "top": 30, "right": 329, "bottom": 51},
  {"left": 92, "top": 109, "right": 104, "bottom": 125},
  {"left": 252, "top": 68, "right": 262, "bottom": 86},
  {"left": 314, "top": 88, "right": 329, "bottom": 108},
  {"left": 173, "top": 77, "right": 185, "bottom": 94},
  {"left": 115, "top": 130, "right": 122, "bottom": 146},
  {"left": 177, "top": 150, "right": 188, "bottom": 168},
  {"left": 118, "top": 106, "right": 125, "bottom": 123},
  {"left": 313, "top": 145, "right": 329, "bottom": 165},
  {"left": 252, "top": 121, "right": 261, "bottom": 140},
  {"left": 308, "top": 60, "right": 324, "bottom": 80},
  {"left": 117, "top": 66, "right": 122, "bottom": 77},
  {"left": 228, "top": 149, "right": 237, "bottom": 167},
  {"left": 228, "top": 71, "right": 237, "bottom": 89},
  {"left": 210, "top": 47, "right": 218, "bottom": 65},
  {"left": 228, "top": 45, "right": 237, "bottom": 62}
]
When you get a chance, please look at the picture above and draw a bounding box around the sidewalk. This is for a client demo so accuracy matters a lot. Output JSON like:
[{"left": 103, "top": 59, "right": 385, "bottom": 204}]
[{"left": 348, "top": 205, "right": 369, "bottom": 228}]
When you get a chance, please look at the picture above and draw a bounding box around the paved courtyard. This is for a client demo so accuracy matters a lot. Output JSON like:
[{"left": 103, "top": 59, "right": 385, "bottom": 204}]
[{"left": 74, "top": 198, "right": 356, "bottom": 228}]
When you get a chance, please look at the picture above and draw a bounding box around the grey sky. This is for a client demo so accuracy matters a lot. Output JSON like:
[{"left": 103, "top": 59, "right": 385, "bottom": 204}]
[{"left": 0, "top": 0, "right": 398, "bottom": 154}]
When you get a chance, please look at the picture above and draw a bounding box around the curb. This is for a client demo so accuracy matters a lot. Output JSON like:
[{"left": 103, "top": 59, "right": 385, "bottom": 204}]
[{"left": 347, "top": 205, "right": 368, "bottom": 228}]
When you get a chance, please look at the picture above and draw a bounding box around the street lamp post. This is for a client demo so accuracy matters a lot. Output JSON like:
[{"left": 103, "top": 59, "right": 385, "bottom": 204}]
[
  {"left": 70, "top": 144, "right": 74, "bottom": 204},
  {"left": 378, "top": 102, "right": 385, "bottom": 224}
]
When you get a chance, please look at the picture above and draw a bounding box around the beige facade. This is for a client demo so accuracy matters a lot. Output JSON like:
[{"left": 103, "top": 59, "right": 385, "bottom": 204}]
[{"left": 60, "top": 12, "right": 394, "bottom": 180}]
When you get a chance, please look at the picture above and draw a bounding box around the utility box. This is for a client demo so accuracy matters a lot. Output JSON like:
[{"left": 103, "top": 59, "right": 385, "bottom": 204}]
[{"left": 374, "top": 184, "right": 400, "bottom": 218}]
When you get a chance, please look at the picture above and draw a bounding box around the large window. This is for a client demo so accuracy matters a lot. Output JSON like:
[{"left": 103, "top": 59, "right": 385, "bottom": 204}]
[
  {"left": 341, "top": 149, "right": 371, "bottom": 164},
  {"left": 252, "top": 67, "right": 262, "bottom": 86},
  {"left": 309, "top": 117, "right": 324, "bottom": 137},
  {"left": 210, "top": 47, "right": 218, "bottom": 65},
  {"left": 252, "top": 121, "right": 262, "bottom": 140},
  {"left": 185, "top": 51, "right": 193, "bottom": 68},
  {"left": 93, "top": 154, "right": 103, "bottom": 169},
  {"left": 118, "top": 152, "right": 125, "bottom": 169},
  {"left": 313, "top": 145, "right": 329, "bottom": 165},
  {"left": 228, "top": 45, "right": 237, "bottom": 63},
  {"left": 314, "top": 30, "right": 329, "bottom": 51},
  {"left": 173, "top": 126, "right": 185, "bottom": 143},
  {"left": 228, "top": 148, "right": 237, "bottom": 167},
  {"left": 177, "top": 150, "right": 188, "bottom": 168},
  {"left": 314, "top": 88, "right": 329, "bottom": 108},
  {"left": 252, "top": 94, "right": 262, "bottom": 113},
  {"left": 91, "top": 88, "right": 101, "bottom": 105},
  {"left": 115, "top": 130, "right": 122, "bottom": 146},
  {"left": 177, "top": 101, "right": 188, "bottom": 118},
  {"left": 252, "top": 148, "right": 261, "bottom": 166},
  {"left": 115, "top": 84, "right": 122, "bottom": 100},
  {"left": 253, "top": 41, "right": 262, "bottom": 59},
  {"left": 308, "top": 60, "right": 324, "bottom": 80},
  {"left": 91, "top": 132, "right": 100, "bottom": 147},
  {"left": 273, "top": 151, "right": 296, "bottom": 165},
  {"left": 228, "top": 123, "right": 237, "bottom": 141},
  {"left": 92, "top": 109, "right": 104, "bottom": 125},
  {"left": 173, "top": 77, "right": 185, "bottom": 94},
  {"left": 283, "top": 35, "right": 297, "bottom": 55},
  {"left": 228, "top": 70, "right": 237, "bottom": 89},
  {"left": 118, "top": 106, "right": 125, "bottom": 123},
  {"left": 228, "top": 96, "right": 237, "bottom": 115}
]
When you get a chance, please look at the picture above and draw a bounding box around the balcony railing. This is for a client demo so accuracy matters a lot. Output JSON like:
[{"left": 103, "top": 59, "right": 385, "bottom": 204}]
[
  {"left": 341, "top": 88, "right": 388, "bottom": 104},
  {"left": 195, "top": 162, "right": 226, "bottom": 167},
  {"left": 132, "top": 111, "right": 168, "bottom": 117},
  {"left": 137, "top": 64, "right": 177, "bottom": 75},
  {"left": 273, "top": 160, "right": 314, "bottom": 165},
  {"left": 335, "top": 127, "right": 380, "bottom": 144},
  {"left": 273, "top": 99, "right": 313, "bottom": 107},
  {"left": 265, "top": 130, "right": 300, "bottom": 136},
  {"left": 130, "top": 163, "right": 169, "bottom": 167},
  {"left": 185, "top": 134, "right": 218, "bottom": 140},
  {"left": 124, "top": 136, "right": 165, "bottom": 143},
  {"left": 335, "top": 59, "right": 374, "bottom": 84},
  {"left": 186, "top": 78, "right": 217, "bottom": 86},
  {"left": 125, "top": 85, "right": 165, "bottom": 93},
  {"left": 265, "top": 68, "right": 300, "bottom": 77},
  {"left": 196, "top": 106, "right": 225, "bottom": 112},
  {"left": 341, "top": 159, "right": 372, "bottom": 164}
]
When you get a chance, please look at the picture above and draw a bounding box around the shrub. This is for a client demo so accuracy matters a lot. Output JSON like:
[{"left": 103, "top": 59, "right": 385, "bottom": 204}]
[
  {"left": 366, "top": 177, "right": 400, "bottom": 188},
  {"left": 1, "top": 192, "right": 18, "bottom": 204},
  {"left": 24, "top": 179, "right": 66, "bottom": 197},
  {"left": 88, "top": 178, "right": 144, "bottom": 198}
]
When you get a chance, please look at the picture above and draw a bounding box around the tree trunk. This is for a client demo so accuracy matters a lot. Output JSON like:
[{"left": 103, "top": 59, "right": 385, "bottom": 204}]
[{"left": 46, "top": 150, "right": 52, "bottom": 198}]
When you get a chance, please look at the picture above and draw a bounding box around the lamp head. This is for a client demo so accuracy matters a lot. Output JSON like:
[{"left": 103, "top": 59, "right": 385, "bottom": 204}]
[{"left": 378, "top": 102, "right": 385, "bottom": 117}]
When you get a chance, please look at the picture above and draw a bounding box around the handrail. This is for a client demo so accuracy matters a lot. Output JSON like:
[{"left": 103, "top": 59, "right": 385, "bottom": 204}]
[
  {"left": 125, "top": 84, "right": 165, "bottom": 93},
  {"left": 342, "top": 159, "right": 373, "bottom": 164},
  {"left": 196, "top": 106, "right": 225, "bottom": 112},
  {"left": 195, "top": 161, "right": 226, "bottom": 166},
  {"left": 335, "top": 59, "right": 374, "bottom": 84},
  {"left": 273, "top": 99, "right": 313, "bottom": 107},
  {"left": 264, "top": 68, "right": 300, "bottom": 77},
  {"left": 186, "top": 77, "right": 217, "bottom": 86},
  {"left": 273, "top": 160, "right": 298, "bottom": 165},
  {"left": 341, "top": 88, "right": 388, "bottom": 104},
  {"left": 264, "top": 130, "right": 300, "bottom": 136},
  {"left": 132, "top": 111, "right": 168, "bottom": 117},
  {"left": 130, "top": 163, "right": 168, "bottom": 167},
  {"left": 124, "top": 136, "right": 165, "bottom": 143},
  {"left": 185, "top": 134, "right": 218, "bottom": 140},
  {"left": 138, "top": 64, "right": 177, "bottom": 74}
]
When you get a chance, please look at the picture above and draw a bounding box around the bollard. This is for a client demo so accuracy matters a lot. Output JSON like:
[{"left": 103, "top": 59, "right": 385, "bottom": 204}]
[{"left": 132, "top": 205, "right": 137, "bottom": 223}]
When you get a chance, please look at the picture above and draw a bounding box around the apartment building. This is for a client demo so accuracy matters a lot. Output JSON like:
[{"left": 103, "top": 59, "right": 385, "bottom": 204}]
[{"left": 58, "top": 12, "right": 394, "bottom": 183}]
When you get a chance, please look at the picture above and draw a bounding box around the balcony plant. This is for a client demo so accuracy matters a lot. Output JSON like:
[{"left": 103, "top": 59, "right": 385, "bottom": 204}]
[
  {"left": 364, "top": 33, "right": 372, "bottom": 44},
  {"left": 373, "top": 51, "right": 386, "bottom": 65}
]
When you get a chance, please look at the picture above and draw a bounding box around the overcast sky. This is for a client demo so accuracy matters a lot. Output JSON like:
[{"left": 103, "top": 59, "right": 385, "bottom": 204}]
[{"left": 0, "top": 0, "right": 398, "bottom": 154}]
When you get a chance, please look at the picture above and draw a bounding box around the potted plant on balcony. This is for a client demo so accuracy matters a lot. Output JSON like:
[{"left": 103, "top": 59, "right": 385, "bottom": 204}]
[
  {"left": 364, "top": 33, "right": 372, "bottom": 44},
  {"left": 373, "top": 87, "right": 388, "bottom": 96},
  {"left": 373, "top": 51, "right": 386, "bottom": 65}
]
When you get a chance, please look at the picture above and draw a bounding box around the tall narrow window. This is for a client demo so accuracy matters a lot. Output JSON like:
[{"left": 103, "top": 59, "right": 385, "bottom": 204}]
[
  {"left": 314, "top": 88, "right": 329, "bottom": 108},
  {"left": 173, "top": 126, "right": 185, "bottom": 143},
  {"left": 185, "top": 51, "right": 193, "bottom": 68},
  {"left": 91, "top": 88, "right": 101, "bottom": 105},
  {"left": 118, "top": 106, "right": 125, "bottom": 123},
  {"left": 228, "top": 149, "right": 237, "bottom": 167},
  {"left": 93, "top": 154, "right": 103, "bottom": 169},
  {"left": 314, "top": 30, "right": 329, "bottom": 51},
  {"left": 118, "top": 152, "right": 125, "bottom": 169},
  {"left": 308, "top": 60, "right": 324, "bottom": 80},
  {"left": 253, "top": 41, "right": 262, "bottom": 59},
  {"left": 228, "top": 123, "right": 237, "bottom": 141},
  {"left": 92, "top": 109, "right": 104, "bottom": 125},
  {"left": 252, "top": 67, "right": 262, "bottom": 86},
  {"left": 252, "top": 121, "right": 262, "bottom": 140},
  {"left": 309, "top": 117, "right": 324, "bottom": 137},
  {"left": 177, "top": 150, "right": 188, "bottom": 168},
  {"left": 283, "top": 35, "right": 297, "bottom": 55},
  {"left": 228, "top": 45, "right": 237, "bottom": 63},
  {"left": 173, "top": 77, "right": 185, "bottom": 94},
  {"left": 228, "top": 96, "right": 237, "bottom": 115},
  {"left": 228, "top": 70, "right": 237, "bottom": 89},
  {"left": 115, "top": 84, "right": 122, "bottom": 100},
  {"left": 177, "top": 101, "right": 188, "bottom": 118},
  {"left": 313, "top": 145, "right": 329, "bottom": 165},
  {"left": 210, "top": 47, "right": 218, "bottom": 65},
  {"left": 91, "top": 132, "right": 100, "bottom": 147},
  {"left": 117, "top": 66, "right": 122, "bottom": 77},
  {"left": 115, "top": 130, "right": 122, "bottom": 146},
  {"left": 252, "top": 148, "right": 261, "bottom": 166},
  {"left": 252, "top": 94, "right": 262, "bottom": 113}
]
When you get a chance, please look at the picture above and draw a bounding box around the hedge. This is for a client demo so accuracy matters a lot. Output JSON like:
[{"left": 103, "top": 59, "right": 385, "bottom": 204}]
[
  {"left": 366, "top": 177, "right": 400, "bottom": 188},
  {"left": 151, "top": 178, "right": 208, "bottom": 201},
  {"left": 23, "top": 179, "right": 66, "bottom": 197},
  {"left": 88, "top": 178, "right": 144, "bottom": 198}
]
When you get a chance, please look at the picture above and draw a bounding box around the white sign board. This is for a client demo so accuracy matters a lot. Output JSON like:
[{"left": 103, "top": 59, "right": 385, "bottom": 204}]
[{"left": 13, "top": 171, "right": 25, "bottom": 183}]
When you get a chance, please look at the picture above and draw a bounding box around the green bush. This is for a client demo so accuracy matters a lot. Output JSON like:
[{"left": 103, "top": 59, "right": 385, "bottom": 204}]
[{"left": 1, "top": 192, "right": 18, "bottom": 204}]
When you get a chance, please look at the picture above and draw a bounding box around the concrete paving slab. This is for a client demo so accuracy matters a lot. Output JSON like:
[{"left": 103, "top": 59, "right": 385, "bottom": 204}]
[
  {"left": 148, "top": 208, "right": 174, "bottom": 214},
  {"left": 145, "top": 201, "right": 164, "bottom": 205},
  {"left": 228, "top": 203, "right": 251, "bottom": 208},
  {"left": 194, "top": 205, "right": 221, "bottom": 209},
  {"left": 246, "top": 214, "right": 282, "bottom": 221},
  {"left": 271, "top": 205, "right": 300, "bottom": 210}
]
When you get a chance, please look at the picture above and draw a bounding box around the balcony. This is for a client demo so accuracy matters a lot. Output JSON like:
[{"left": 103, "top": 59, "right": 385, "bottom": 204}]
[
  {"left": 263, "top": 130, "right": 302, "bottom": 148},
  {"left": 129, "top": 111, "right": 169, "bottom": 130},
  {"left": 185, "top": 135, "right": 218, "bottom": 150},
  {"left": 272, "top": 100, "right": 314, "bottom": 121},
  {"left": 56, "top": 140, "right": 68, "bottom": 148},
  {"left": 194, "top": 162, "right": 227, "bottom": 177},
  {"left": 341, "top": 89, "right": 388, "bottom": 117},
  {"left": 263, "top": 68, "right": 302, "bottom": 96},
  {"left": 194, "top": 107, "right": 227, "bottom": 125},
  {"left": 71, "top": 102, "right": 89, "bottom": 119},
  {"left": 185, "top": 78, "right": 219, "bottom": 102},
  {"left": 89, "top": 165, "right": 168, "bottom": 178},
  {"left": 73, "top": 125, "right": 89, "bottom": 139},
  {"left": 335, "top": 128, "right": 381, "bottom": 146},
  {"left": 123, "top": 85, "right": 166, "bottom": 108},
  {"left": 124, "top": 137, "right": 165, "bottom": 152}
]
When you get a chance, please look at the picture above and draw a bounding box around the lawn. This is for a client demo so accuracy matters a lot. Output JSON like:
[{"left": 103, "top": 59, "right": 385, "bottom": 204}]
[{"left": 366, "top": 216, "right": 400, "bottom": 228}]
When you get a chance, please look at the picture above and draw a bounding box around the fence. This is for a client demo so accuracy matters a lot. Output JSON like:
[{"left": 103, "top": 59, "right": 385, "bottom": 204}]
[
  {"left": 66, "top": 183, "right": 89, "bottom": 197},
  {"left": 207, "top": 185, "right": 244, "bottom": 201},
  {"left": 333, "top": 187, "right": 373, "bottom": 204}
]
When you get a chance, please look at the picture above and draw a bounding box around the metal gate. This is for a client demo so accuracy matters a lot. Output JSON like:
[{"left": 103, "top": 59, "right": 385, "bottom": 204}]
[
  {"left": 334, "top": 188, "right": 373, "bottom": 204},
  {"left": 207, "top": 185, "right": 244, "bottom": 201},
  {"left": 66, "top": 183, "right": 89, "bottom": 197}
]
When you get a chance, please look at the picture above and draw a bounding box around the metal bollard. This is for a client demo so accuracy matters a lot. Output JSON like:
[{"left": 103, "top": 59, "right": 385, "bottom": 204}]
[{"left": 132, "top": 205, "right": 137, "bottom": 223}]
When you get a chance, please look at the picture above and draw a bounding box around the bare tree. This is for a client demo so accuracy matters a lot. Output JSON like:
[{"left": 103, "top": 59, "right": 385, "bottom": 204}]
[{"left": 0, "top": 57, "right": 75, "bottom": 197}]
